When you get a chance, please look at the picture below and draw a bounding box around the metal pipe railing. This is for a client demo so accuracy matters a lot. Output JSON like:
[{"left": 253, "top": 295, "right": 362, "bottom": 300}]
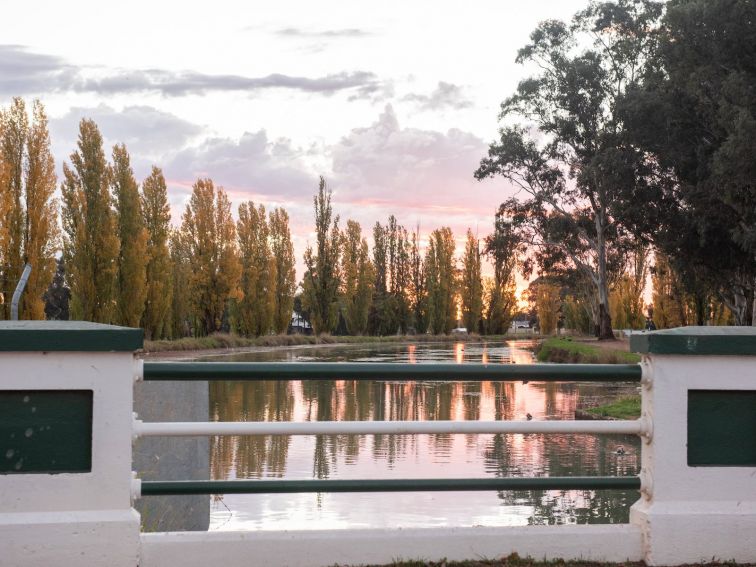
[
  {"left": 142, "top": 362, "right": 642, "bottom": 382},
  {"left": 133, "top": 418, "right": 648, "bottom": 437},
  {"left": 136, "top": 361, "right": 645, "bottom": 499},
  {"left": 139, "top": 476, "right": 641, "bottom": 496}
]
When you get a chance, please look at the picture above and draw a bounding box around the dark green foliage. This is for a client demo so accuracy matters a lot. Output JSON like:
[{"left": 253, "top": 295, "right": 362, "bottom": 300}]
[
  {"left": 43, "top": 256, "right": 70, "bottom": 320},
  {"left": 619, "top": 0, "right": 756, "bottom": 324}
]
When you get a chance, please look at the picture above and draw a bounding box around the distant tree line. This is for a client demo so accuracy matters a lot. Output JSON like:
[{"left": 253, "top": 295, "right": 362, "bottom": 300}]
[
  {"left": 299, "top": 177, "right": 520, "bottom": 336},
  {"left": 0, "top": 103, "right": 521, "bottom": 338},
  {"left": 477, "top": 0, "right": 756, "bottom": 336},
  {"left": 0, "top": 105, "right": 298, "bottom": 339}
]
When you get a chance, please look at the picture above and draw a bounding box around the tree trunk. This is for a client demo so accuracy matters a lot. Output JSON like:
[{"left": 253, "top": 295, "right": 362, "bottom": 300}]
[
  {"left": 598, "top": 303, "right": 614, "bottom": 339},
  {"left": 693, "top": 292, "right": 708, "bottom": 326},
  {"left": 595, "top": 221, "right": 615, "bottom": 340}
]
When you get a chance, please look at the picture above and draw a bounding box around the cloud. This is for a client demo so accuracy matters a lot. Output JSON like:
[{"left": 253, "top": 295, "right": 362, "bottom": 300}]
[
  {"left": 275, "top": 27, "right": 372, "bottom": 38},
  {"left": 74, "top": 69, "right": 382, "bottom": 97},
  {"left": 0, "top": 45, "right": 77, "bottom": 96},
  {"left": 402, "top": 81, "right": 473, "bottom": 111},
  {"left": 50, "top": 104, "right": 204, "bottom": 158},
  {"left": 163, "top": 130, "right": 315, "bottom": 201},
  {"left": 0, "top": 44, "right": 384, "bottom": 98},
  {"left": 329, "top": 105, "right": 513, "bottom": 234}
]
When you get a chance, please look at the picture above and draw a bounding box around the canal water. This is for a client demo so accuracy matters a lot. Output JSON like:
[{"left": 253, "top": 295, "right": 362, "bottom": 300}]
[{"left": 135, "top": 340, "right": 641, "bottom": 532}]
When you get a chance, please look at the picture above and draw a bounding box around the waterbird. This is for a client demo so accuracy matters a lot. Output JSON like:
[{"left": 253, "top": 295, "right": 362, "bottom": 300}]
[
  {"left": 526, "top": 413, "right": 533, "bottom": 421},
  {"left": 615, "top": 446, "right": 626, "bottom": 455}
]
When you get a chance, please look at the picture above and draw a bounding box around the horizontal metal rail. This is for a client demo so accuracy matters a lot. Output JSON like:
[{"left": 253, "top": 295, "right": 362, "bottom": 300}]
[
  {"left": 142, "top": 362, "right": 641, "bottom": 382},
  {"left": 134, "top": 418, "right": 647, "bottom": 437},
  {"left": 139, "top": 476, "right": 640, "bottom": 496}
]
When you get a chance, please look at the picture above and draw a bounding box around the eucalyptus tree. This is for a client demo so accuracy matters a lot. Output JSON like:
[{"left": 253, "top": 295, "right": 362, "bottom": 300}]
[
  {"left": 620, "top": 0, "right": 756, "bottom": 324},
  {"left": 475, "top": 0, "right": 663, "bottom": 339}
]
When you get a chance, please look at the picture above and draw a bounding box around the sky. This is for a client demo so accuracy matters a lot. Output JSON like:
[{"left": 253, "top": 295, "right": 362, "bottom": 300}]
[{"left": 1, "top": 0, "right": 588, "bottom": 289}]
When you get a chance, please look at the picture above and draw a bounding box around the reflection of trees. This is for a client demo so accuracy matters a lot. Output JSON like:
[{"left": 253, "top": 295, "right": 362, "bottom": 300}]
[
  {"left": 209, "top": 375, "right": 641, "bottom": 525},
  {"left": 210, "top": 380, "right": 294, "bottom": 480},
  {"left": 483, "top": 424, "right": 640, "bottom": 524}
]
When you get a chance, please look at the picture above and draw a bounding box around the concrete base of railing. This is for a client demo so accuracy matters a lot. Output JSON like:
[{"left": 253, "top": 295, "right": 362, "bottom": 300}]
[
  {"left": 140, "top": 524, "right": 644, "bottom": 567},
  {"left": 0, "top": 510, "right": 140, "bottom": 567},
  {"left": 631, "top": 500, "right": 756, "bottom": 565}
]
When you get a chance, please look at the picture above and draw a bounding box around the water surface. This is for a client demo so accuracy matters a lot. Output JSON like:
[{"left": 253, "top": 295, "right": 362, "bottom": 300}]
[{"left": 191, "top": 340, "right": 641, "bottom": 531}]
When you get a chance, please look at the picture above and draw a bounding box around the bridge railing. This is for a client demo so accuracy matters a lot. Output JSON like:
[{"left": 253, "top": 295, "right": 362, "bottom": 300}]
[
  {"left": 135, "top": 361, "right": 645, "bottom": 497},
  {"left": 1, "top": 322, "right": 754, "bottom": 567}
]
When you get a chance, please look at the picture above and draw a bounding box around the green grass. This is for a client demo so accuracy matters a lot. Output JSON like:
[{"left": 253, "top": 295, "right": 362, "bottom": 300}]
[
  {"left": 340, "top": 552, "right": 751, "bottom": 566},
  {"left": 535, "top": 337, "right": 640, "bottom": 364},
  {"left": 143, "top": 332, "right": 518, "bottom": 353},
  {"left": 585, "top": 396, "right": 642, "bottom": 420}
]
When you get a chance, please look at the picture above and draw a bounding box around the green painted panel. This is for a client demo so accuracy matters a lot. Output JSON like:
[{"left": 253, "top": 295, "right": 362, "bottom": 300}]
[
  {"left": 0, "top": 390, "right": 93, "bottom": 474},
  {"left": 0, "top": 321, "right": 142, "bottom": 352},
  {"left": 141, "top": 476, "right": 640, "bottom": 495},
  {"left": 631, "top": 326, "right": 756, "bottom": 356},
  {"left": 688, "top": 390, "right": 756, "bottom": 466},
  {"left": 143, "top": 362, "right": 641, "bottom": 382}
]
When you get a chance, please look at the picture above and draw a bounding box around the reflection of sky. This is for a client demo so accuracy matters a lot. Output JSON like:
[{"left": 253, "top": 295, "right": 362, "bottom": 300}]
[{"left": 206, "top": 341, "right": 641, "bottom": 531}]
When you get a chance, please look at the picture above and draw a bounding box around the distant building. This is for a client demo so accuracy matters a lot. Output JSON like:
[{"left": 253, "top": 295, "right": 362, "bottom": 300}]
[
  {"left": 510, "top": 318, "right": 532, "bottom": 334},
  {"left": 288, "top": 312, "right": 313, "bottom": 335}
]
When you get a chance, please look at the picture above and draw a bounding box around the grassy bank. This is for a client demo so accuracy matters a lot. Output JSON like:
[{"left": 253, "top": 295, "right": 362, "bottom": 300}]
[
  {"left": 143, "top": 332, "right": 517, "bottom": 353},
  {"left": 584, "top": 396, "right": 641, "bottom": 420},
  {"left": 355, "top": 557, "right": 645, "bottom": 567},
  {"left": 350, "top": 553, "right": 750, "bottom": 566},
  {"left": 535, "top": 337, "right": 640, "bottom": 364},
  {"left": 535, "top": 338, "right": 641, "bottom": 420}
]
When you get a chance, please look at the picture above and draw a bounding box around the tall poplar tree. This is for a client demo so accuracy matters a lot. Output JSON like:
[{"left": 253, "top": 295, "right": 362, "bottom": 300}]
[
  {"left": 302, "top": 177, "right": 340, "bottom": 335},
  {"left": 141, "top": 167, "right": 173, "bottom": 339},
  {"left": 409, "top": 227, "right": 427, "bottom": 333},
  {"left": 0, "top": 98, "right": 27, "bottom": 318},
  {"left": 387, "top": 216, "right": 411, "bottom": 332},
  {"left": 0, "top": 98, "right": 58, "bottom": 319},
  {"left": 368, "top": 221, "right": 399, "bottom": 335},
  {"left": 169, "top": 229, "right": 192, "bottom": 337},
  {"left": 341, "top": 220, "right": 373, "bottom": 335},
  {"left": 181, "top": 178, "right": 241, "bottom": 335},
  {"left": 460, "top": 229, "right": 483, "bottom": 333},
  {"left": 269, "top": 207, "right": 296, "bottom": 334},
  {"left": 61, "top": 119, "right": 119, "bottom": 322},
  {"left": 112, "top": 144, "right": 148, "bottom": 327},
  {"left": 425, "top": 227, "right": 456, "bottom": 334},
  {"left": 236, "top": 201, "right": 274, "bottom": 336}
]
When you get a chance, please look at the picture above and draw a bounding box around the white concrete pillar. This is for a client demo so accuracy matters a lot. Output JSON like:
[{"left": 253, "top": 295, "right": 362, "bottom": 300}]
[
  {"left": 0, "top": 321, "right": 143, "bottom": 567},
  {"left": 630, "top": 326, "right": 756, "bottom": 565}
]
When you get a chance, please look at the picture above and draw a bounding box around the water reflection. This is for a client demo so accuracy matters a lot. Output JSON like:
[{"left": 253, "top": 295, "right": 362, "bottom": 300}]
[{"left": 203, "top": 341, "right": 640, "bottom": 531}]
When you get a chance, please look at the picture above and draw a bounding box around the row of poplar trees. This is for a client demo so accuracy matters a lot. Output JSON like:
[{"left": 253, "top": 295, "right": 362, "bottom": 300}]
[
  {"left": 0, "top": 97, "right": 517, "bottom": 339},
  {"left": 0, "top": 97, "right": 298, "bottom": 339},
  {"left": 300, "top": 179, "right": 520, "bottom": 336}
]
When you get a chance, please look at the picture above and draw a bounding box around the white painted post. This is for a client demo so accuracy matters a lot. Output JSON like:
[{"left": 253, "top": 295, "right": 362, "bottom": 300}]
[
  {"left": 0, "top": 321, "right": 143, "bottom": 567},
  {"left": 630, "top": 327, "right": 756, "bottom": 565}
]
